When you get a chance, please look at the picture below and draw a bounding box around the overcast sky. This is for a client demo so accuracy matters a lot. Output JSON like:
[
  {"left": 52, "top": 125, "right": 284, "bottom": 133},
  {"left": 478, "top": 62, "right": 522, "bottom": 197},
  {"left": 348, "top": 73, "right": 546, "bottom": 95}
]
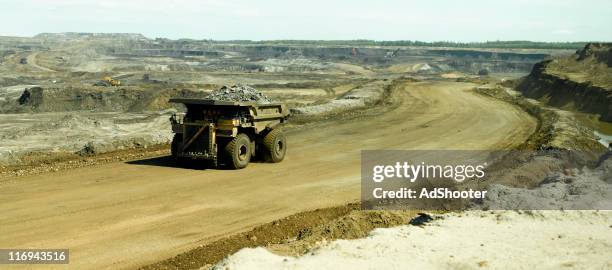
[{"left": 1, "top": 0, "right": 611, "bottom": 41}]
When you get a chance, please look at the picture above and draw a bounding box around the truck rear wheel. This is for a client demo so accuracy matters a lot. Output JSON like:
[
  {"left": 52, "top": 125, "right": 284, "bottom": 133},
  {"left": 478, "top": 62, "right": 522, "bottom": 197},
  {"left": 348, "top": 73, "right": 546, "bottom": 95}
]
[
  {"left": 224, "top": 133, "right": 251, "bottom": 169},
  {"left": 262, "top": 129, "right": 286, "bottom": 163}
]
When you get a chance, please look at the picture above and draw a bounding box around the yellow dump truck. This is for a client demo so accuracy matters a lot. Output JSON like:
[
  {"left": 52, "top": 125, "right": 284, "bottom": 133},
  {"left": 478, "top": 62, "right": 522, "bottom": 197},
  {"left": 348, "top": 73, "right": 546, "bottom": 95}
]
[{"left": 169, "top": 98, "right": 289, "bottom": 169}]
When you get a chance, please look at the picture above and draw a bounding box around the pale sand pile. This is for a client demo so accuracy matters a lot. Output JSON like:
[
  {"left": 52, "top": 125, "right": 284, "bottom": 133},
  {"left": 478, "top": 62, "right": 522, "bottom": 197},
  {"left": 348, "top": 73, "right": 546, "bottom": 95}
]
[{"left": 214, "top": 211, "right": 612, "bottom": 270}]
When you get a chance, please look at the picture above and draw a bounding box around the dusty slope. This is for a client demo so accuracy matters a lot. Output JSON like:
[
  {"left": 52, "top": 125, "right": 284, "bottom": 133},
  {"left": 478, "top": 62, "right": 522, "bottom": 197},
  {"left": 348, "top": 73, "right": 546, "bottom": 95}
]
[
  {"left": 517, "top": 43, "right": 612, "bottom": 121},
  {"left": 216, "top": 211, "right": 612, "bottom": 270},
  {"left": 0, "top": 111, "right": 174, "bottom": 164},
  {"left": 0, "top": 81, "right": 536, "bottom": 269}
]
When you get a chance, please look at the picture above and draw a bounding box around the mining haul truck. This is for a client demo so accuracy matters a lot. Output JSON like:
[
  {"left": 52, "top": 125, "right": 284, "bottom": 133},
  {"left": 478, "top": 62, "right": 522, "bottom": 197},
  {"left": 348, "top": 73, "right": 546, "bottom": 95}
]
[{"left": 169, "top": 98, "right": 289, "bottom": 169}]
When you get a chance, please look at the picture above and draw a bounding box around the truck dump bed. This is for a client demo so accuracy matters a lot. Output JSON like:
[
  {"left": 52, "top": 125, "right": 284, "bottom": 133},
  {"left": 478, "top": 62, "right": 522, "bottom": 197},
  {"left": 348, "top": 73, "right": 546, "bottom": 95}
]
[{"left": 169, "top": 98, "right": 289, "bottom": 121}]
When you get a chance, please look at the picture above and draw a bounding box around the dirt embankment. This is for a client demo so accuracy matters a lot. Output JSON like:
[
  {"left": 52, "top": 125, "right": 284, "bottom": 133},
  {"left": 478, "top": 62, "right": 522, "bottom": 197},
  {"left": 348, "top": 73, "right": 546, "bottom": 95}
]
[
  {"left": 139, "top": 204, "right": 420, "bottom": 270},
  {"left": 516, "top": 43, "right": 612, "bottom": 121},
  {"left": 289, "top": 80, "right": 390, "bottom": 115},
  {"left": 474, "top": 84, "right": 610, "bottom": 211},
  {"left": 214, "top": 210, "right": 612, "bottom": 270},
  {"left": 0, "top": 85, "right": 209, "bottom": 113},
  {"left": 476, "top": 84, "right": 605, "bottom": 153}
]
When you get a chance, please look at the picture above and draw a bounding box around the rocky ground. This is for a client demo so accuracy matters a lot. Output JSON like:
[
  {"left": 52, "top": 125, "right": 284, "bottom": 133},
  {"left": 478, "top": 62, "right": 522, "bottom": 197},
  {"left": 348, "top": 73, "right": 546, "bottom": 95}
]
[{"left": 206, "top": 84, "right": 272, "bottom": 103}]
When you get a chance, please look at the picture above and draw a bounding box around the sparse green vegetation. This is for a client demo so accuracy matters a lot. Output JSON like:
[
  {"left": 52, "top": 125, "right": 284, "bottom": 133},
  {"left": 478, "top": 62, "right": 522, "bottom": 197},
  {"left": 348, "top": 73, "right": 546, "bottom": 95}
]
[{"left": 547, "top": 54, "right": 612, "bottom": 89}]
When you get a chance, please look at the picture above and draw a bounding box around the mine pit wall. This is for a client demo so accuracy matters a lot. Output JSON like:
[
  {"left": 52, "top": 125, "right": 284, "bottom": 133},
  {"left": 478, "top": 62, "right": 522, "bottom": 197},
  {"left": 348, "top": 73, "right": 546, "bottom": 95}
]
[
  {"left": 517, "top": 61, "right": 612, "bottom": 122},
  {"left": 290, "top": 80, "right": 388, "bottom": 115},
  {"left": 428, "top": 49, "right": 548, "bottom": 61},
  {"left": 110, "top": 45, "right": 548, "bottom": 73}
]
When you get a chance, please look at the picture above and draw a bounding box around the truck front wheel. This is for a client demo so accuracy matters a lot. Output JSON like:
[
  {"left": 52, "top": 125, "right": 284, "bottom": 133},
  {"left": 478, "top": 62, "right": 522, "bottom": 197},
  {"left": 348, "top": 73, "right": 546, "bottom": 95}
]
[
  {"left": 224, "top": 133, "right": 251, "bottom": 169},
  {"left": 262, "top": 129, "right": 286, "bottom": 163}
]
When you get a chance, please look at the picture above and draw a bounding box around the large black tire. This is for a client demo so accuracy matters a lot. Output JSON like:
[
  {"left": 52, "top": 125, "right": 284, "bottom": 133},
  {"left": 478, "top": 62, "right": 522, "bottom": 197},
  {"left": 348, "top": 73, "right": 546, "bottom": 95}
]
[
  {"left": 262, "top": 129, "right": 286, "bottom": 163},
  {"left": 171, "top": 133, "right": 181, "bottom": 157},
  {"left": 224, "top": 133, "right": 251, "bottom": 169}
]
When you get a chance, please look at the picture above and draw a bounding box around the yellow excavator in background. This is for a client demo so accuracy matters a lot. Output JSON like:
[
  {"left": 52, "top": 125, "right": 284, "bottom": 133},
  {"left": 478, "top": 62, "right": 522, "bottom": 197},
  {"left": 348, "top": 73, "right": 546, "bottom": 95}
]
[
  {"left": 94, "top": 74, "right": 134, "bottom": 87},
  {"left": 102, "top": 76, "right": 121, "bottom": 86}
]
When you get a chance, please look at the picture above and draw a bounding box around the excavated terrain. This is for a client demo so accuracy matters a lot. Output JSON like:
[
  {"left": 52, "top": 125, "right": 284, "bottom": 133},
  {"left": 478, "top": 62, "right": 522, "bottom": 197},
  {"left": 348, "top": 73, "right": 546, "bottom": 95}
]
[
  {"left": 1, "top": 34, "right": 610, "bottom": 270},
  {"left": 0, "top": 35, "right": 558, "bottom": 168}
]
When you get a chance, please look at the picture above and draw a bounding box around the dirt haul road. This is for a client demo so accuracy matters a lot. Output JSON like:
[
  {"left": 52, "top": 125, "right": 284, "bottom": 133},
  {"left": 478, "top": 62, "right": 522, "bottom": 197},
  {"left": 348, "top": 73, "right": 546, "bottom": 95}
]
[
  {"left": 0, "top": 81, "right": 536, "bottom": 269},
  {"left": 26, "top": 52, "right": 56, "bottom": 72}
]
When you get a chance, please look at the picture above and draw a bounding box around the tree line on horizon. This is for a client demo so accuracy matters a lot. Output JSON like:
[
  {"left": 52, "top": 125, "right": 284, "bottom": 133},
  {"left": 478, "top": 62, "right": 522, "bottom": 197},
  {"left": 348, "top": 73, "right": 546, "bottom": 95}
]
[{"left": 205, "top": 39, "right": 585, "bottom": 50}]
